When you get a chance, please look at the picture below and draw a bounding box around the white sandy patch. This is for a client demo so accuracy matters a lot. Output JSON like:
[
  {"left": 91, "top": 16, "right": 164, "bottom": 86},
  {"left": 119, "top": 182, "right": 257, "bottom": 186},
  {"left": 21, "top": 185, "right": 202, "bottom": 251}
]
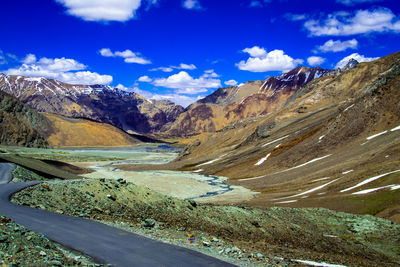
[
  {"left": 342, "top": 170, "right": 353, "bottom": 174},
  {"left": 391, "top": 125, "right": 400, "bottom": 131},
  {"left": 193, "top": 169, "right": 203, "bottom": 173},
  {"left": 343, "top": 104, "right": 354, "bottom": 112},
  {"left": 312, "top": 177, "right": 331, "bottom": 182},
  {"left": 276, "top": 200, "right": 297, "bottom": 204},
  {"left": 274, "top": 178, "right": 339, "bottom": 200},
  {"left": 275, "top": 154, "right": 332, "bottom": 174},
  {"left": 294, "top": 259, "right": 346, "bottom": 267},
  {"left": 196, "top": 153, "right": 227, "bottom": 167},
  {"left": 366, "top": 130, "right": 388, "bottom": 140},
  {"left": 255, "top": 153, "right": 271, "bottom": 166},
  {"left": 341, "top": 169, "right": 400, "bottom": 192},
  {"left": 237, "top": 176, "right": 266, "bottom": 181},
  {"left": 262, "top": 135, "right": 289, "bottom": 147},
  {"left": 352, "top": 184, "right": 400, "bottom": 195}
]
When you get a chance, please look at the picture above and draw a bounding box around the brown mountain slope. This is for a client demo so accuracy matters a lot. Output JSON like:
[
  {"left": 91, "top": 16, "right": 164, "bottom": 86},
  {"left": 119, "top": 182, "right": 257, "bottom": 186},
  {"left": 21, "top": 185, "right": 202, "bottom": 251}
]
[
  {"left": 44, "top": 114, "right": 141, "bottom": 147},
  {"left": 0, "top": 91, "right": 51, "bottom": 148},
  {"left": 122, "top": 51, "right": 400, "bottom": 222},
  {"left": 163, "top": 67, "right": 330, "bottom": 137},
  {"left": 0, "top": 75, "right": 184, "bottom": 134}
]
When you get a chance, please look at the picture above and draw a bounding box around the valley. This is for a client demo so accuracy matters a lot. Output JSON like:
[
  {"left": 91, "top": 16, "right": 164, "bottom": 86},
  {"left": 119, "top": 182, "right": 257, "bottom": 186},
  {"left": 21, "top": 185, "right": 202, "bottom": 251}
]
[{"left": 0, "top": 51, "right": 399, "bottom": 266}]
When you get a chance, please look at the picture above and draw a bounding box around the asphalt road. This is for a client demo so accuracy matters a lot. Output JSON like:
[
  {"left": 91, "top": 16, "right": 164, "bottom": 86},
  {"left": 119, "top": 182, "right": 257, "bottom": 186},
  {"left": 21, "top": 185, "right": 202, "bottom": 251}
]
[
  {"left": 0, "top": 163, "right": 234, "bottom": 266},
  {"left": 0, "top": 162, "right": 15, "bottom": 184}
]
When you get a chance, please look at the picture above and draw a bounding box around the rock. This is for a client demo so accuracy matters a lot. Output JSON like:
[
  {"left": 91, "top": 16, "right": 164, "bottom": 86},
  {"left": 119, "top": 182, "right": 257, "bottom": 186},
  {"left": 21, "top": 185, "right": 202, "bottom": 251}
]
[
  {"left": 256, "top": 253, "right": 264, "bottom": 259},
  {"left": 93, "top": 207, "right": 103, "bottom": 213},
  {"left": 39, "top": 250, "right": 47, "bottom": 257},
  {"left": 55, "top": 210, "right": 64, "bottom": 214},
  {"left": 106, "top": 194, "right": 116, "bottom": 201},
  {"left": 0, "top": 235, "right": 8, "bottom": 243},
  {"left": 117, "top": 178, "right": 126, "bottom": 184},
  {"left": 202, "top": 241, "right": 211, "bottom": 247},
  {"left": 225, "top": 248, "right": 232, "bottom": 254},
  {"left": 51, "top": 260, "right": 63, "bottom": 266},
  {"left": 142, "top": 219, "right": 156, "bottom": 228},
  {"left": 41, "top": 184, "right": 51, "bottom": 191},
  {"left": 99, "top": 178, "right": 105, "bottom": 182},
  {"left": 212, "top": 237, "right": 219, "bottom": 242},
  {"left": 188, "top": 199, "right": 197, "bottom": 208}
]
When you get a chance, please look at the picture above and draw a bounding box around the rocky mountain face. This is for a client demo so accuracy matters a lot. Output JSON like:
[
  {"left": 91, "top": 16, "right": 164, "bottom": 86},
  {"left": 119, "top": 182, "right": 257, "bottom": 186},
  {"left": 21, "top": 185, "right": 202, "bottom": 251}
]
[
  {"left": 165, "top": 51, "right": 400, "bottom": 223},
  {"left": 0, "top": 75, "right": 184, "bottom": 134},
  {"left": 0, "top": 90, "right": 51, "bottom": 147},
  {"left": 164, "top": 66, "right": 331, "bottom": 137}
]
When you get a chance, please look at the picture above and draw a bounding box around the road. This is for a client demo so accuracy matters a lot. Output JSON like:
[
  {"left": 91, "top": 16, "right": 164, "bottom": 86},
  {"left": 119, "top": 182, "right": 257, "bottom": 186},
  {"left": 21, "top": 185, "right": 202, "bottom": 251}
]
[
  {"left": 0, "top": 162, "right": 15, "bottom": 184},
  {"left": 0, "top": 163, "right": 234, "bottom": 266}
]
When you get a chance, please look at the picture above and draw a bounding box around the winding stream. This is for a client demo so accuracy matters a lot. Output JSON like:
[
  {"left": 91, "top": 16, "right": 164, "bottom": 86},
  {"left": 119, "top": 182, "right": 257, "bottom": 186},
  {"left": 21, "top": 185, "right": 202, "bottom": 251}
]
[{"left": 69, "top": 145, "right": 256, "bottom": 203}]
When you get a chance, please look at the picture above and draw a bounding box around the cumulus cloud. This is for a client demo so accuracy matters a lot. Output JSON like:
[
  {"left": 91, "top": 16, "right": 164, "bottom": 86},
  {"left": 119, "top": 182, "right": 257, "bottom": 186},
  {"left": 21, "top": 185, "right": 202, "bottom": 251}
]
[
  {"left": 150, "top": 63, "right": 196, "bottom": 72},
  {"left": 224, "top": 80, "right": 238, "bottom": 86},
  {"left": 6, "top": 54, "right": 112, "bottom": 85},
  {"left": 131, "top": 86, "right": 202, "bottom": 107},
  {"left": 138, "top": 75, "right": 152, "bottom": 82},
  {"left": 140, "top": 71, "right": 221, "bottom": 94},
  {"left": 99, "top": 48, "right": 151, "bottom": 64},
  {"left": 249, "top": 0, "right": 271, "bottom": 8},
  {"left": 307, "top": 56, "right": 325, "bottom": 66},
  {"left": 236, "top": 46, "right": 303, "bottom": 72},
  {"left": 284, "top": 13, "right": 308, "bottom": 21},
  {"left": 304, "top": 8, "right": 400, "bottom": 36},
  {"left": 182, "top": 0, "right": 202, "bottom": 10},
  {"left": 336, "top": 0, "right": 381, "bottom": 6},
  {"left": 335, "top": 53, "right": 379, "bottom": 69},
  {"left": 55, "top": 0, "right": 142, "bottom": 22},
  {"left": 242, "top": 46, "right": 267, "bottom": 58},
  {"left": 318, "top": 39, "right": 358, "bottom": 52},
  {"left": 202, "top": 69, "right": 220, "bottom": 78}
]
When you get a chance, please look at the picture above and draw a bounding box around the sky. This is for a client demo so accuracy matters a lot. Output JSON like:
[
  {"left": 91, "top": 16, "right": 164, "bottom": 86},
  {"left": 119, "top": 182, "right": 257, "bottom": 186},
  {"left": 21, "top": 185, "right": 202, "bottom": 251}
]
[{"left": 1, "top": 0, "right": 399, "bottom": 107}]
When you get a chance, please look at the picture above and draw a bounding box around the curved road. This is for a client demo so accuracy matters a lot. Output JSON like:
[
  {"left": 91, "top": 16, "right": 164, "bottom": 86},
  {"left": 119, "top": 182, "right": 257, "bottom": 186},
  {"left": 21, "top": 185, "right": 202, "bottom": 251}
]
[{"left": 0, "top": 163, "right": 234, "bottom": 266}]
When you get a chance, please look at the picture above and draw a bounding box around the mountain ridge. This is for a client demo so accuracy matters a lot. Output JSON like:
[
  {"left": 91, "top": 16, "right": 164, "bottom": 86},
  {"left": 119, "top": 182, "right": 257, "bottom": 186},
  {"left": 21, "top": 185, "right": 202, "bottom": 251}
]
[{"left": 0, "top": 74, "right": 184, "bottom": 135}]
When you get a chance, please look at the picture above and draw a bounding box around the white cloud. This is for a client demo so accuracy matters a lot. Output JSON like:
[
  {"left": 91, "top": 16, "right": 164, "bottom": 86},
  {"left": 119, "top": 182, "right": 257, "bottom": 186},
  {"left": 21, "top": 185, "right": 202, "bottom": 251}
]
[
  {"left": 242, "top": 46, "right": 267, "bottom": 58},
  {"left": 236, "top": 47, "right": 304, "bottom": 72},
  {"left": 335, "top": 53, "right": 379, "bottom": 69},
  {"left": 99, "top": 48, "right": 151, "bottom": 64},
  {"left": 55, "top": 0, "right": 141, "bottom": 22},
  {"left": 138, "top": 75, "right": 152, "bottom": 82},
  {"left": 202, "top": 69, "right": 220, "bottom": 78},
  {"left": 284, "top": 13, "right": 308, "bottom": 21},
  {"left": 307, "top": 56, "right": 325, "bottom": 66},
  {"left": 182, "top": 0, "right": 202, "bottom": 10},
  {"left": 305, "top": 8, "right": 400, "bottom": 36},
  {"left": 143, "top": 71, "right": 221, "bottom": 94},
  {"left": 224, "top": 80, "right": 238, "bottom": 86},
  {"left": 249, "top": 0, "right": 271, "bottom": 7},
  {"left": 318, "top": 39, "right": 358, "bottom": 52},
  {"left": 175, "top": 63, "right": 197, "bottom": 70},
  {"left": 131, "top": 86, "right": 202, "bottom": 107},
  {"left": 99, "top": 48, "right": 114, "bottom": 57},
  {"left": 336, "top": 0, "right": 381, "bottom": 6},
  {"left": 6, "top": 54, "right": 112, "bottom": 85},
  {"left": 150, "top": 63, "right": 196, "bottom": 72},
  {"left": 22, "top": 54, "right": 37, "bottom": 64},
  {"left": 150, "top": 67, "right": 174, "bottom": 72}
]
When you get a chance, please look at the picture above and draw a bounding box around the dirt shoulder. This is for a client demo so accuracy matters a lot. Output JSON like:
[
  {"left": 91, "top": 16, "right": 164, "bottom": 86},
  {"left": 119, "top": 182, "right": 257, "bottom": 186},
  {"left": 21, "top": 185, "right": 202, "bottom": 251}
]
[
  {"left": 12, "top": 178, "right": 400, "bottom": 267},
  {"left": 0, "top": 213, "right": 97, "bottom": 266}
]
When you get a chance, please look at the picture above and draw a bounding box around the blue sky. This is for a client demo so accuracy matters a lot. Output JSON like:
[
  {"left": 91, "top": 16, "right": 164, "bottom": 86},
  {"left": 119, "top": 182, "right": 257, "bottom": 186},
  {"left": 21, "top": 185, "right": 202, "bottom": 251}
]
[{"left": 1, "top": 0, "right": 399, "bottom": 106}]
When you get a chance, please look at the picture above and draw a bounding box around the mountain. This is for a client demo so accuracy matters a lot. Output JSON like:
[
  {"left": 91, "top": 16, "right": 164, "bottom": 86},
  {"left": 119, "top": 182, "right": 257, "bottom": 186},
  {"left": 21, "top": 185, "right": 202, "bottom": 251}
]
[
  {"left": 0, "top": 75, "right": 184, "bottom": 134},
  {"left": 44, "top": 113, "right": 141, "bottom": 147},
  {"left": 0, "top": 90, "right": 51, "bottom": 148},
  {"left": 159, "top": 51, "right": 400, "bottom": 222},
  {"left": 163, "top": 66, "right": 331, "bottom": 137}
]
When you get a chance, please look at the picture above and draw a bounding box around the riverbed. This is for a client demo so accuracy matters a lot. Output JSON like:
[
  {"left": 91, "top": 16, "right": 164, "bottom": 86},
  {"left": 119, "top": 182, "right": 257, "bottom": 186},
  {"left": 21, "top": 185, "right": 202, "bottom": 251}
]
[{"left": 69, "top": 145, "right": 257, "bottom": 203}]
